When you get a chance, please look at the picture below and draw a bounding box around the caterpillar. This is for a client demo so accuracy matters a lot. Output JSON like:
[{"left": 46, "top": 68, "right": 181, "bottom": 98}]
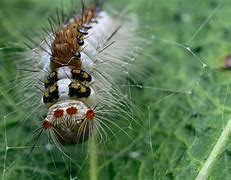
[
  {"left": 0, "top": 0, "right": 152, "bottom": 179},
  {"left": 15, "top": 1, "right": 143, "bottom": 150}
]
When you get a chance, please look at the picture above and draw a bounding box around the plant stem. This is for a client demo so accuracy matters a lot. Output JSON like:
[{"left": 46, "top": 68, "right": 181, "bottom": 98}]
[{"left": 89, "top": 137, "right": 98, "bottom": 180}]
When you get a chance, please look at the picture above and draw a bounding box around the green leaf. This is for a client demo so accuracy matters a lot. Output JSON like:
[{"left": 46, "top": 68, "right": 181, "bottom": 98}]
[{"left": 1, "top": 0, "right": 231, "bottom": 179}]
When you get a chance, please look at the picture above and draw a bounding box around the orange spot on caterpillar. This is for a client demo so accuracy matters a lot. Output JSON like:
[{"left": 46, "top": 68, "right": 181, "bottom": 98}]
[
  {"left": 86, "top": 109, "right": 95, "bottom": 120},
  {"left": 54, "top": 109, "right": 64, "bottom": 118},
  {"left": 43, "top": 120, "right": 52, "bottom": 129},
  {"left": 66, "top": 107, "right": 78, "bottom": 115}
]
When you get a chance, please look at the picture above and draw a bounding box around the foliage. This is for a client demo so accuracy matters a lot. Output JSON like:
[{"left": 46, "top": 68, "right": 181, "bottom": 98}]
[{"left": 0, "top": 0, "right": 231, "bottom": 179}]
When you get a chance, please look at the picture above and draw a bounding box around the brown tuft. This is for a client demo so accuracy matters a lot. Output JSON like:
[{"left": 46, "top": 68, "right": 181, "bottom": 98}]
[
  {"left": 50, "top": 8, "right": 97, "bottom": 71},
  {"left": 51, "top": 26, "right": 78, "bottom": 62}
]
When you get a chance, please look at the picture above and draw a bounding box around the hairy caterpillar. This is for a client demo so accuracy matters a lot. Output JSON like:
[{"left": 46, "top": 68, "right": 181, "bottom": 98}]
[
  {"left": 3, "top": 0, "right": 227, "bottom": 179},
  {"left": 14, "top": 1, "right": 143, "bottom": 150},
  {"left": 0, "top": 0, "right": 153, "bottom": 179}
]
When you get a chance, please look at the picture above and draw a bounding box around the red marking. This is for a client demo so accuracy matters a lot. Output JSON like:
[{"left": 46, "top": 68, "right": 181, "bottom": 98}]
[
  {"left": 43, "top": 119, "right": 52, "bottom": 129},
  {"left": 54, "top": 109, "right": 64, "bottom": 118},
  {"left": 66, "top": 107, "right": 78, "bottom": 115},
  {"left": 86, "top": 109, "right": 95, "bottom": 120}
]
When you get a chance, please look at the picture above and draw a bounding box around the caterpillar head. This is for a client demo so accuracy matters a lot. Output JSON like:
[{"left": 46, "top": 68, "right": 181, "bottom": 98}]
[{"left": 43, "top": 100, "right": 95, "bottom": 145}]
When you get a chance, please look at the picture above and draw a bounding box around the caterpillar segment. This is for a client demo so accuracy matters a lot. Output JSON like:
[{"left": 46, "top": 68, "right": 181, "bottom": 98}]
[{"left": 43, "top": 100, "right": 95, "bottom": 145}]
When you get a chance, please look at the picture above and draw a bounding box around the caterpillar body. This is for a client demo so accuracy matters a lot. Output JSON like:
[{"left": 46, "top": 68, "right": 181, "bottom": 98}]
[{"left": 18, "top": 3, "right": 141, "bottom": 148}]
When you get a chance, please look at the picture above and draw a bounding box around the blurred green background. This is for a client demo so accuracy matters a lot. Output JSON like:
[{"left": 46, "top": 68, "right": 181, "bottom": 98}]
[{"left": 1, "top": 0, "right": 231, "bottom": 179}]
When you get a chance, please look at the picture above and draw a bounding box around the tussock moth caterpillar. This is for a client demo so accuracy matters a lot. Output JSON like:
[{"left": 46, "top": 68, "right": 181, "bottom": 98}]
[
  {"left": 4, "top": 0, "right": 143, "bottom": 152},
  {"left": 0, "top": 1, "right": 148, "bottom": 178},
  {"left": 2, "top": 0, "right": 225, "bottom": 179}
]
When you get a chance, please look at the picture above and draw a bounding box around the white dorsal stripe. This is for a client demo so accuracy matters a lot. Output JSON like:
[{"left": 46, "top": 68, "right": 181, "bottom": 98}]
[{"left": 57, "top": 66, "right": 72, "bottom": 79}]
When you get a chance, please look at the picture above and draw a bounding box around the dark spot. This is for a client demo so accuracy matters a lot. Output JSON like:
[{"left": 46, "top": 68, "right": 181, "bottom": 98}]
[
  {"left": 192, "top": 46, "right": 203, "bottom": 53},
  {"left": 43, "top": 84, "right": 59, "bottom": 104},
  {"left": 44, "top": 71, "right": 58, "bottom": 88},
  {"left": 71, "top": 69, "right": 92, "bottom": 82},
  {"left": 77, "top": 37, "right": 84, "bottom": 46},
  {"left": 184, "top": 124, "right": 196, "bottom": 136},
  {"left": 204, "top": 126, "right": 214, "bottom": 133},
  {"left": 74, "top": 51, "right": 81, "bottom": 59},
  {"left": 69, "top": 82, "right": 91, "bottom": 98},
  {"left": 173, "top": 13, "right": 182, "bottom": 22},
  {"left": 166, "top": 172, "right": 174, "bottom": 179}
]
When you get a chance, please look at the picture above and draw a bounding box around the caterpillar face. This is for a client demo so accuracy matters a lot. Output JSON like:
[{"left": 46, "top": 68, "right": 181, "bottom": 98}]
[{"left": 43, "top": 100, "right": 95, "bottom": 144}]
